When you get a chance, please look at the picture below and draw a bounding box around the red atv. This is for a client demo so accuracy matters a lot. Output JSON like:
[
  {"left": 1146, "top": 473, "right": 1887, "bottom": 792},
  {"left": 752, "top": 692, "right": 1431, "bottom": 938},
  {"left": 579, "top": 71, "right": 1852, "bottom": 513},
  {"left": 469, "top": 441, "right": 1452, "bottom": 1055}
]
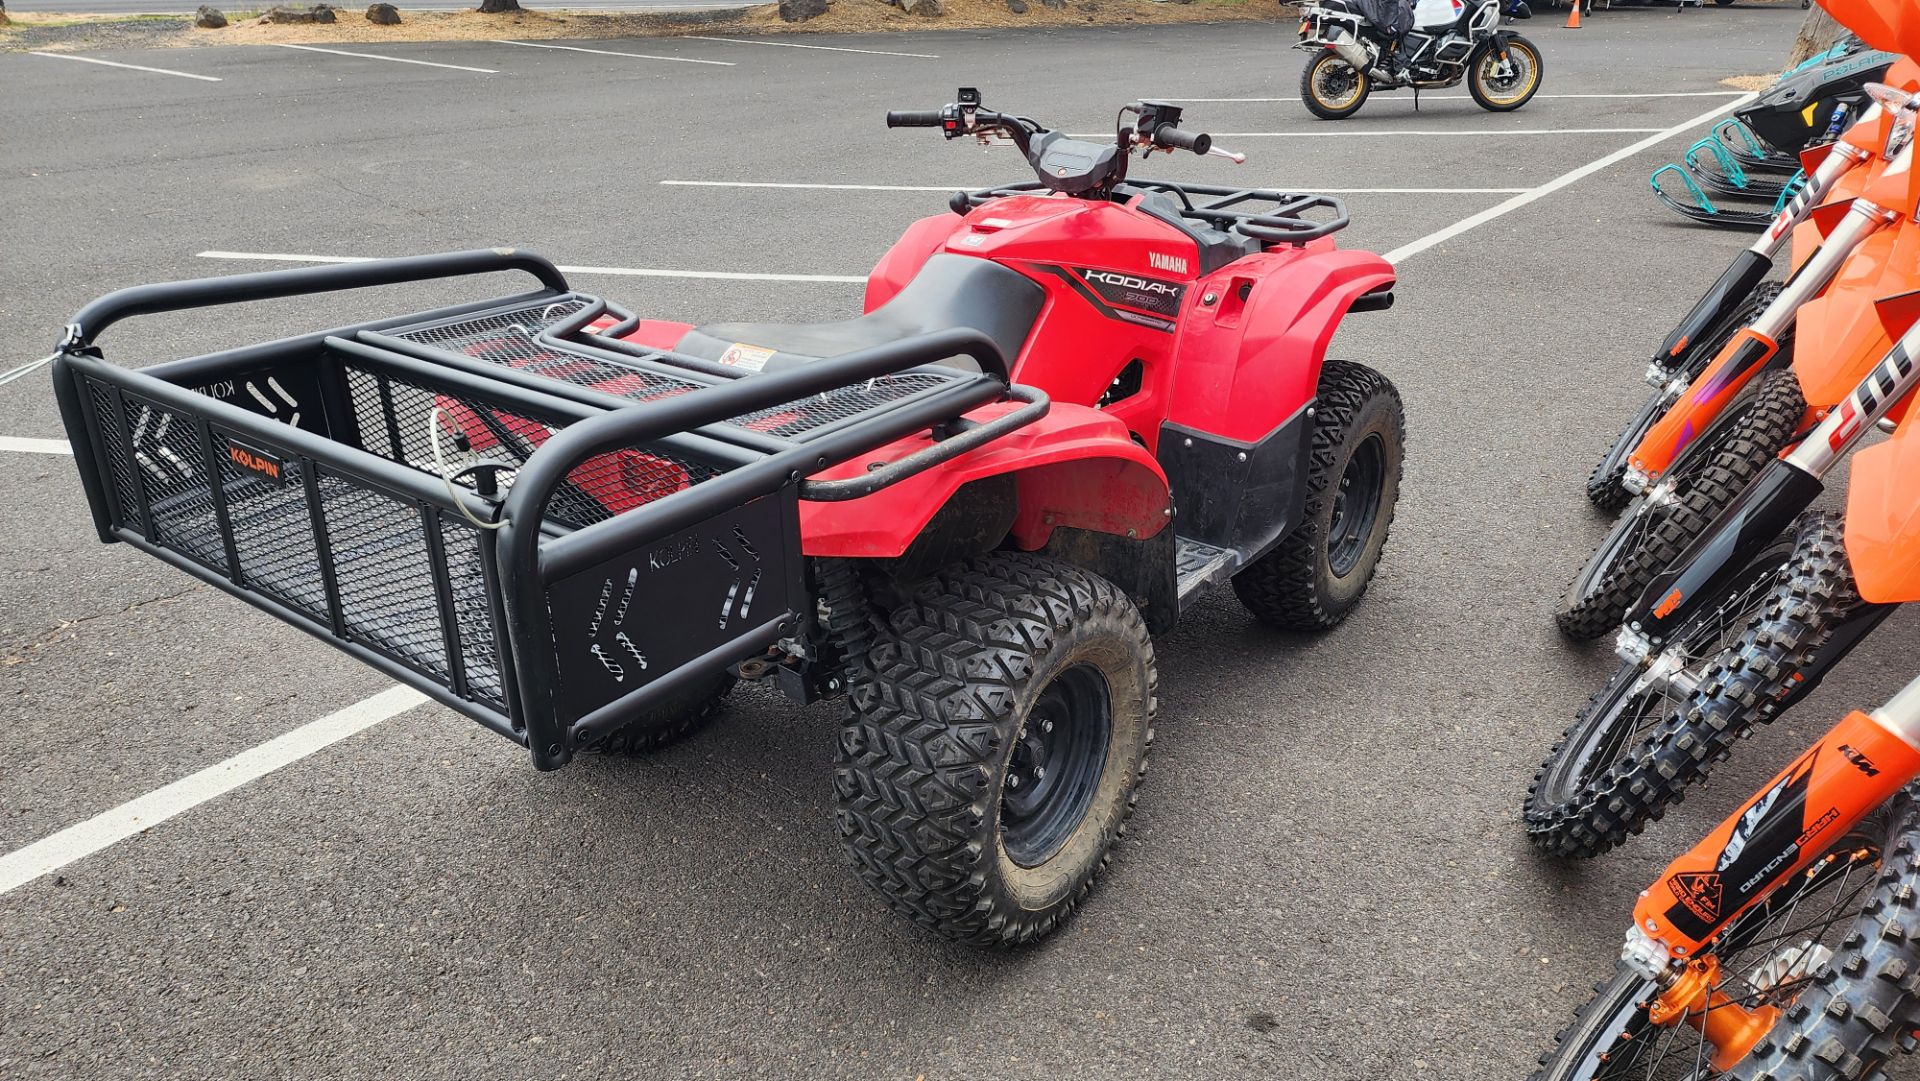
[{"left": 48, "top": 91, "right": 1403, "bottom": 946}]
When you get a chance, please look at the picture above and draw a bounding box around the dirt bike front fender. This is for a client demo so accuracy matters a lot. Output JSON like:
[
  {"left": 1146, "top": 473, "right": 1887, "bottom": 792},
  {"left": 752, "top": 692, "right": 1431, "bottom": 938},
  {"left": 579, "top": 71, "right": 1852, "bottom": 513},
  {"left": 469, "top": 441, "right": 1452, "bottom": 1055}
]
[{"left": 798, "top": 400, "right": 1171, "bottom": 559}]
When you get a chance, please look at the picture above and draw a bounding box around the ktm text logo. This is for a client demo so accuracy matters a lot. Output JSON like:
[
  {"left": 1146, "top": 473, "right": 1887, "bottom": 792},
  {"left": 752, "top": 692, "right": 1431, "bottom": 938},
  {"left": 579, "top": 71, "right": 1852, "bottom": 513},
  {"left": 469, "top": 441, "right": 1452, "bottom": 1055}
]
[
  {"left": 1147, "top": 253, "right": 1189, "bottom": 276},
  {"left": 1084, "top": 270, "right": 1179, "bottom": 296},
  {"left": 1840, "top": 744, "right": 1880, "bottom": 777},
  {"left": 228, "top": 444, "right": 281, "bottom": 482}
]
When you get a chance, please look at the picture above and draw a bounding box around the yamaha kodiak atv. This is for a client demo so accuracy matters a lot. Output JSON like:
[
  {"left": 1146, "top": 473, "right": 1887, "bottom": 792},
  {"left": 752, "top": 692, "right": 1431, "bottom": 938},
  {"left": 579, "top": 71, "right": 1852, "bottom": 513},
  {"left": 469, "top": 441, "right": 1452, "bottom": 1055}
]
[{"left": 46, "top": 92, "right": 1405, "bottom": 947}]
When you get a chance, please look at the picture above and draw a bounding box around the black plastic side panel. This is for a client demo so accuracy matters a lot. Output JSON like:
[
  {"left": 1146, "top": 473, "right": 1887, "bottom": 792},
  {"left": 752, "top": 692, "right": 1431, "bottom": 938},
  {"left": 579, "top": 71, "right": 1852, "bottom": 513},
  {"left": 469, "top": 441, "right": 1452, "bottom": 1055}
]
[
  {"left": 545, "top": 489, "right": 803, "bottom": 727},
  {"left": 1156, "top": 407, "right": 1312, "bottom": 558},
  {"left": 1636, "top": 461, "right": 1824, "bottom": 639}
]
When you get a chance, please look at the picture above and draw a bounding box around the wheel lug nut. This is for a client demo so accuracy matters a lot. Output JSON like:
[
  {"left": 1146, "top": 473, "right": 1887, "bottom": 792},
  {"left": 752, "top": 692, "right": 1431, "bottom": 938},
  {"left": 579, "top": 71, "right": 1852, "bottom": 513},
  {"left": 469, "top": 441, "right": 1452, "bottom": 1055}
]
[
  {"left": 1007, "top": 775, "right": 1021, "bottom": 789},
  {"left": 1040, "top": 720, "right": 1054, "bottom": 734},
  {"left": 1033, "top": 766, "right": 1046, "bottom": 780}
]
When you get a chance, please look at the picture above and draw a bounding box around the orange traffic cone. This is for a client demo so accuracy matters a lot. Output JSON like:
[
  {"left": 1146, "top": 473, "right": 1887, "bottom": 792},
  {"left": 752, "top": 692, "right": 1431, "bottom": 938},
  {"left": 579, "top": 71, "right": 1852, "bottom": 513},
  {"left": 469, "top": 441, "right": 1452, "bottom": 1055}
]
[{"left": 1565, "top": 0, "right": 1581, "bottom": 26}]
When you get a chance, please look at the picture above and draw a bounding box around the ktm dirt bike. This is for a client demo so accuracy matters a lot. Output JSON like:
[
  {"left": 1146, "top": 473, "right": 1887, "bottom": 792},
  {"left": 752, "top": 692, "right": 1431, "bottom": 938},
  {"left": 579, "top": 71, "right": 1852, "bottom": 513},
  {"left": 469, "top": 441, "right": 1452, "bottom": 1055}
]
[
  {"left": 1532, "top": 671, "right": 1920, "bottom": 1081},
  {"left": 1556, "top": 79, "right": 1920, "bottom": 641},
  {"left": 44, "top": 92, "right": 1404, "bottom": 948},
  {"left": 1527, "top": 153, "right": 1920, "bottom": 859},
  {"left": 1294, "top": 0, "right": 1541, "bottom": 120}
]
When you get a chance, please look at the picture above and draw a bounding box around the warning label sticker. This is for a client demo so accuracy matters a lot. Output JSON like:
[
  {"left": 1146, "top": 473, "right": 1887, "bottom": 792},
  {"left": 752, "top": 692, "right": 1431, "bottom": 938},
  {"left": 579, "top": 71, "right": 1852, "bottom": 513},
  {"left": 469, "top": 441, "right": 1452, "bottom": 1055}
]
[{"left": 718, "top": 343, "right": 776, "bottom": 371}]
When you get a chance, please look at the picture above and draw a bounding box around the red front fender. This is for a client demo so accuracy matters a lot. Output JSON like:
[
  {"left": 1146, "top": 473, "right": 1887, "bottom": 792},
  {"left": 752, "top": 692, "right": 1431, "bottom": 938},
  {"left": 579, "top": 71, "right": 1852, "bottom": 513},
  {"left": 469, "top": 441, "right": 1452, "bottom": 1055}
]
[{"left": 799, "top": 401, "right": 1171, "bottom": 558}]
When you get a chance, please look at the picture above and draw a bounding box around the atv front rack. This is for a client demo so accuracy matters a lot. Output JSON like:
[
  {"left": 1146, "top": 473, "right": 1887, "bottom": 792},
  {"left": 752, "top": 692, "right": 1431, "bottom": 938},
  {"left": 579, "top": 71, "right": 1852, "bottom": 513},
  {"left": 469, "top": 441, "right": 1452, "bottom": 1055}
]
[
  {"left": 50, "top": 250, "right": 1041, "bottom": 769},
  {"left": 950, "top": 180, "right": 1350, "bottom": 245}
]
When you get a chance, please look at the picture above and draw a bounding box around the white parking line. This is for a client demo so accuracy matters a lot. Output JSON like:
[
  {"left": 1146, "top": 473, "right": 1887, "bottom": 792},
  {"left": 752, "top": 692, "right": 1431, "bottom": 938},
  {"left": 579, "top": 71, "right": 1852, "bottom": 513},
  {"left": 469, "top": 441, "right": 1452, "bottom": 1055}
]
[
  {"left": 491, "top": 39, "right": 735, "bottom": 66},
  {"left": 0, "top": 437, "right": 73, "bottom": 455},
  {"left": 659, "top": 180, "right": 1531, "bottom": 194},
  {"left": 1384, "top": 94, "right": 1755, "bottom": 264},
  {"left": 0, "top": 687, "right": 427, "bottom": 896},
  {"left": 196, "top": 250, "right": 865, "bottom": 283},
  {"left": 273, "top": 43, "right": 498, "bottom": 73},
  {"left": 681, "top": 35, "right": 938, "bottom": 59},
  {"left": 29, "top": 52, "right": 222, "bottom": 82}
]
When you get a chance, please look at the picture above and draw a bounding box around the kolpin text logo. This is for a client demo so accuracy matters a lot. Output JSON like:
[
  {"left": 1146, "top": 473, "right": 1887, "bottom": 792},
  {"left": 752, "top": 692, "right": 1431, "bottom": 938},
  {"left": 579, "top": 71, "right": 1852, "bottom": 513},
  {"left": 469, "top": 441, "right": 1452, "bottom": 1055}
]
[
  {"left": 228, "top": 444, "right": 281, "bottom": 482},
  {"left": 1084, "top": 271, "right": 1180, "bottom": 296}
]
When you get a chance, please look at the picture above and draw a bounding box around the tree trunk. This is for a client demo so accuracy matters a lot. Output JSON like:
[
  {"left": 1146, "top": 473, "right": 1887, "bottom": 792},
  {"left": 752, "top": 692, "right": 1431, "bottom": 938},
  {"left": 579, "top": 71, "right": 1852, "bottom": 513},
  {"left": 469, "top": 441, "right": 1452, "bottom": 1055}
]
[
  {"left": 476, "top": 0, "right": 522, "bottom": 11},
  {"left": 1, "top": 1, "right": 11, "bottom": 28},
  {"left": 1785, "top": 6, "right": 1845, "bottom": 68}
]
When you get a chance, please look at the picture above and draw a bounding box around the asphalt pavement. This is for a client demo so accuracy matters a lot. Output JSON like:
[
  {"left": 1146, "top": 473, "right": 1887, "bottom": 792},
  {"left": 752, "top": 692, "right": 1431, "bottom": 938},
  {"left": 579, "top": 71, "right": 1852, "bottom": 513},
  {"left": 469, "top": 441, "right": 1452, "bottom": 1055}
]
[{"left": 6, "top": 6, "right": 1914, "bottom": 1080}]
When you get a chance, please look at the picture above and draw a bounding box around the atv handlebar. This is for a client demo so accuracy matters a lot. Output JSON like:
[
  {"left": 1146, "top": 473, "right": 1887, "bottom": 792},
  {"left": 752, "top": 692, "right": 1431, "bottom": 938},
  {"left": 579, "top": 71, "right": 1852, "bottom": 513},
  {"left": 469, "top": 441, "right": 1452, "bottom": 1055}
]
[{"left": 886, "top": 110, "right": 946, "bottom": 128}]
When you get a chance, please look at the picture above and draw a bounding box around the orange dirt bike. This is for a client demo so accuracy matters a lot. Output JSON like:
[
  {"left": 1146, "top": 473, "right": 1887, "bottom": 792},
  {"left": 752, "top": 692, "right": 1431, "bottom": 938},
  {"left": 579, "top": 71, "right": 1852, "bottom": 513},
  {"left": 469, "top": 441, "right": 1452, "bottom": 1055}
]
[
  {"left": 1530, "top": 342, "right": 1920, "bottom": 1080},
  {"left": 1556, "top": 79, "right": 1920, "bottom": 641},
  {"left": 1526, "top": 183, "right": 1920, "bottom": 858}
]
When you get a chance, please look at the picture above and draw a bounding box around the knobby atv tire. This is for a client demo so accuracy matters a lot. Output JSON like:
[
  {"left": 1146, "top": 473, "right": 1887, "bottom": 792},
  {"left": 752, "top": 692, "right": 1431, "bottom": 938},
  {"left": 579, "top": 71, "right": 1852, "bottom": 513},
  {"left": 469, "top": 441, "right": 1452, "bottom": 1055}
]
[
  {"left": 1528, "top": 793, "right": 1920, "bottom": 1081},
  {"left": 1525, "top": 513, "right": 1857, "bottom": 859},
  {"left": 1586, "top": 282, "right": 1789, "bottom": 514},
  {"left": 1556, "top": 368, "right": 1806, "bottom": 641},
  {"left": 1300, "top": 51, "right": 1371, "bottom": 121},
  {"left": 1233, "top": 359, "right": 1404, "bottom": 631},
  {"left": 833, "top": 554, "right": 1156, "bottom": 947},
  {"left": 1735, "top": 789, "right": 1920, "bottom": 1081},
  {"left": 575, "top": 671, "right": 736, "bottom": 755}
]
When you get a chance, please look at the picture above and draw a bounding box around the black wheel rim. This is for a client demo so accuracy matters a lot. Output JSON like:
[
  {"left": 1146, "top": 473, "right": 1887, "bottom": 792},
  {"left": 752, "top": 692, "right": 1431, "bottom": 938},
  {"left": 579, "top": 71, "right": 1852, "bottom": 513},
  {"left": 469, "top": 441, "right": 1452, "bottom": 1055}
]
[
  {"left": 1541, "top": 543, "right": 1793, "bottom": 806},
  {"left": 1327, "top": 434, "right": 1386, "bottom": 578},
  {"left": 1313, "top": 58, "right": 1363, "bottom": 110},
  {"left": 1000, "top": 664, "right": 1113, "bottom": 868},
  {"left": 1555, "top": 829, "right": 1885, "bottom": 1080}
]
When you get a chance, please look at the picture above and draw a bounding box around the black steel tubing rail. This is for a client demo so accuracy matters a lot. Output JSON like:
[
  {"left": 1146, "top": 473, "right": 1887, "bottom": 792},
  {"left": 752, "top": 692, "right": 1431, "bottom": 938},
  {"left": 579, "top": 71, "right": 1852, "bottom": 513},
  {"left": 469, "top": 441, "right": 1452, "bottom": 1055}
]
[
  {"left": 64, "top": 249, "right": 570, "bottom": 351},
  {"left": 496, "top": 327, "right": 1011, "bottom": 767},
  {"left": 799, "top": 386, "right": 1049, "bottom": 501}
]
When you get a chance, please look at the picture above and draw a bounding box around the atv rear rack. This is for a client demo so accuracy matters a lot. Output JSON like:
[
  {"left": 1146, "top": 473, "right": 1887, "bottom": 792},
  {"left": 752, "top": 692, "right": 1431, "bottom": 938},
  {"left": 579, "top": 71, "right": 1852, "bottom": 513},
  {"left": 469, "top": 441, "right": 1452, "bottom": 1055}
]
[
  {"left": 950, "top": 180, "right": 1350, "bottom": 245},
  {"left": 50, "top": 250, "right": 1043, "bottom": 769}
]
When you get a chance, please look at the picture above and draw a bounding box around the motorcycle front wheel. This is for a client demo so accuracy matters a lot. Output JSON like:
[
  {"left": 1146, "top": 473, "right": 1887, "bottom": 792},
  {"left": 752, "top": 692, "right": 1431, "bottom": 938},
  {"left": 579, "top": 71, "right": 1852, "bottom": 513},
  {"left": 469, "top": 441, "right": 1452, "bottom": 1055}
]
[
  {"left": 1300, "top": 51, "right": 1371, "bottom": 120},
  {"left": 1469, "top": 35, "right": 1543, "bottom": 112}
]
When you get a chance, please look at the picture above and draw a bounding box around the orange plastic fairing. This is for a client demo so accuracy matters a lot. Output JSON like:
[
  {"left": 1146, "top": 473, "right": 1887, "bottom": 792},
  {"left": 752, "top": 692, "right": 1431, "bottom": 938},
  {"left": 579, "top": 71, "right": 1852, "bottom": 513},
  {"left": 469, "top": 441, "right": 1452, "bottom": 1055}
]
[
  {"left": 1822, "top": 0, "right": 1920, "bottom": 60},
  {"left": 1846, "top": 416, "right": 1920, "bottom": 603}
]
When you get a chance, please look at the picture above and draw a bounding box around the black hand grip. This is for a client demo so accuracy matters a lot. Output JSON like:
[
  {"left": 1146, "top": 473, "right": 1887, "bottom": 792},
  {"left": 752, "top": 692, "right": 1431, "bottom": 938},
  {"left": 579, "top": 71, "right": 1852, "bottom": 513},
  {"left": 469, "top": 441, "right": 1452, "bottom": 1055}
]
[
  {"left": 1153, "top": 124, "right": 1212, "bottom": 155},
  {"left": 887, "top": 110, "right": 946, "bottom": 128},
  {"left": 65, "top": 248, "right": 570, "bottom": 351}
]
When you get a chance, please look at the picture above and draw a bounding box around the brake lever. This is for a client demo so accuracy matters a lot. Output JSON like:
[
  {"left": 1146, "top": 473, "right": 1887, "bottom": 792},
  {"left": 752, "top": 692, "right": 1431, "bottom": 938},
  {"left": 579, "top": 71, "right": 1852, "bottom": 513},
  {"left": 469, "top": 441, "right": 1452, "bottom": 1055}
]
[{"left": 1209, "top": 145, "right": 1247, "bottom": 165}]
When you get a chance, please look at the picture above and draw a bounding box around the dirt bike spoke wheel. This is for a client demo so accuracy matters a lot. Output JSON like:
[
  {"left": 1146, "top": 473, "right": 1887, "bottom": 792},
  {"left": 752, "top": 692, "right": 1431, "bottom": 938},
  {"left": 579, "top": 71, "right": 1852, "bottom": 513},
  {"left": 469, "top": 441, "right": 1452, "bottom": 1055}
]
[
  {"left": 1530, "top": 799, "right": 1920, "bottom": 1081},
  {"left": 1525, "top": 534, "right": 1797, "bottom": 858},
  {"left": 1556, "top": 370, "right": 1805, "bottom": 641},
  {"left": 1470, "top": 36, "right": 1544, "bottom": 112}
]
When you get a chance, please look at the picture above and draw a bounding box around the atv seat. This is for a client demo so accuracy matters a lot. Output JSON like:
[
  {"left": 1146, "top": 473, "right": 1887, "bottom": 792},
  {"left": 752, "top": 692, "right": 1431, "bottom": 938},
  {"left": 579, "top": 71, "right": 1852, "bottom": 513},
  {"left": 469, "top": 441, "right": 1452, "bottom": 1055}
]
[{"left": 675, "top": 254, "right": 1043, "bottom": 376}]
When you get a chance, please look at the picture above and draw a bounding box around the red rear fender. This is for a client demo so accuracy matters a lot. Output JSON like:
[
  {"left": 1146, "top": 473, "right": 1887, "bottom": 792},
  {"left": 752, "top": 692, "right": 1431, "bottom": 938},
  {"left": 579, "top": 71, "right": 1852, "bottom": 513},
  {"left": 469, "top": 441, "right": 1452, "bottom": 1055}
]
[
  {"left": 1168, "top": 248, "right": 1394, "bottom": 443},
  {"left": 799, "top": 401, "right": 1170, "bottom": 558}
]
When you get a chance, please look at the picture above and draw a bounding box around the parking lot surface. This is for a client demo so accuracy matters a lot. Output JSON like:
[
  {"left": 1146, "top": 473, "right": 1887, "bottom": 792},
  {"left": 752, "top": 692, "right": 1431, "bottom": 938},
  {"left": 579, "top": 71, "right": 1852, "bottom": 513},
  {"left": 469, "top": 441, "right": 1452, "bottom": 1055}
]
[{"left": 7, "top": 6, "right": 1916, "bottom": 1079}]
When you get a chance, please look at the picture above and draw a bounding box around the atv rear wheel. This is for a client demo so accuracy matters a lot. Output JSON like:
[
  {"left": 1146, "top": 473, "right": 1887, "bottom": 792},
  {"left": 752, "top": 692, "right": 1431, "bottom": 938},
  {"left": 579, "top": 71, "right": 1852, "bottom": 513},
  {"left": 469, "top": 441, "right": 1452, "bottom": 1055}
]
[
  {"left": 834, "top": 554, "right": 1156, "bottom": 947},
  {"left": 575, "top": 672, "right": 735, "bottom": 755},
  {"left": 1233, "top": 360, "right": 1404, "bottom": 631},
  {"left": 1301, "top": 51, "right": 1371, "bottom": 120},
  {"left": 1468, "top": 35, "right": 1543, "bottom": 112}
]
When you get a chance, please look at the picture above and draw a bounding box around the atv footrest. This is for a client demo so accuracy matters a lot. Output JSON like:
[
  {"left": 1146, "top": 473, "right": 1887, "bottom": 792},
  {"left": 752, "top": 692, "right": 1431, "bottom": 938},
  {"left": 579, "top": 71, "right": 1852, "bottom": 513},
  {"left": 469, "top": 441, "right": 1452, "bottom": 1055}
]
[
  {"left": 1174, "top": 536, "right": 1243, "bottom": 609},
  {"left": 49, "top": 251, "right": 1024, "bottom": 769}
]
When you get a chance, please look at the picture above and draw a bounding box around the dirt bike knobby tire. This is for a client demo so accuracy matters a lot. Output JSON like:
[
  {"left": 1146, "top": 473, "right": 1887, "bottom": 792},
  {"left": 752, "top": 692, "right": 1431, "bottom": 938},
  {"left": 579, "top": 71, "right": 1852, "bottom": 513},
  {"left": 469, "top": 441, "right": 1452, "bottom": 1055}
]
[
  {"left": 832, "top": 553, "right": 1156, "bottom": 947},
  {"left": 1232, "top": 359, "right": 1405, "bottom": 631},
  {"left": 1586, "top": 281, "right": 1789, "bottom": 514},
  {"left": 1525, "top": 513, "right": 1856, "bottom": 859},
  {"left": 1556, "top": 368, "right": 1806, "bottom": 641}
]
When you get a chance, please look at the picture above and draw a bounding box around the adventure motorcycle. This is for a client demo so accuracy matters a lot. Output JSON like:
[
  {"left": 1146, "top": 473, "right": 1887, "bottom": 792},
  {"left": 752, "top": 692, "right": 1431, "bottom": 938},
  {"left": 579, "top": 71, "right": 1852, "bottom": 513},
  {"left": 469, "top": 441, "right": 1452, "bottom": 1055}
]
[
  {"left": 1295, "top": 0, "right": 1541, "bottom": 120},
  {"left": 43, "top": 92, "right": 1405, "bottom": 948}
]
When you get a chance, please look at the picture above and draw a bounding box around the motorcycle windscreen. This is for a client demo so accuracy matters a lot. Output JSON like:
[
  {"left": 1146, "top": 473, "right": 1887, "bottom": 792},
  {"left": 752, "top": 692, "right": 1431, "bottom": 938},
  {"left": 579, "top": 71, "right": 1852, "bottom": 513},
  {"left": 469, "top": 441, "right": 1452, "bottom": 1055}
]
[
  {"left": 1821, "top": 0, "right": 1920, "bottom": 59},
  {"left": 1846, "top": 415, "right": 1920, "bottom": 604}
]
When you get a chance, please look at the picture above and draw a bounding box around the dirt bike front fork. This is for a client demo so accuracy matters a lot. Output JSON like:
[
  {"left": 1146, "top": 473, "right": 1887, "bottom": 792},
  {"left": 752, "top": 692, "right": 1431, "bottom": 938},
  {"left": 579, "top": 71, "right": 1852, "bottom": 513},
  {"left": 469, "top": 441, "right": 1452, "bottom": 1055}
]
[{"left": 1616, "top": 673, "right": 1920, "bottom": 1058}]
